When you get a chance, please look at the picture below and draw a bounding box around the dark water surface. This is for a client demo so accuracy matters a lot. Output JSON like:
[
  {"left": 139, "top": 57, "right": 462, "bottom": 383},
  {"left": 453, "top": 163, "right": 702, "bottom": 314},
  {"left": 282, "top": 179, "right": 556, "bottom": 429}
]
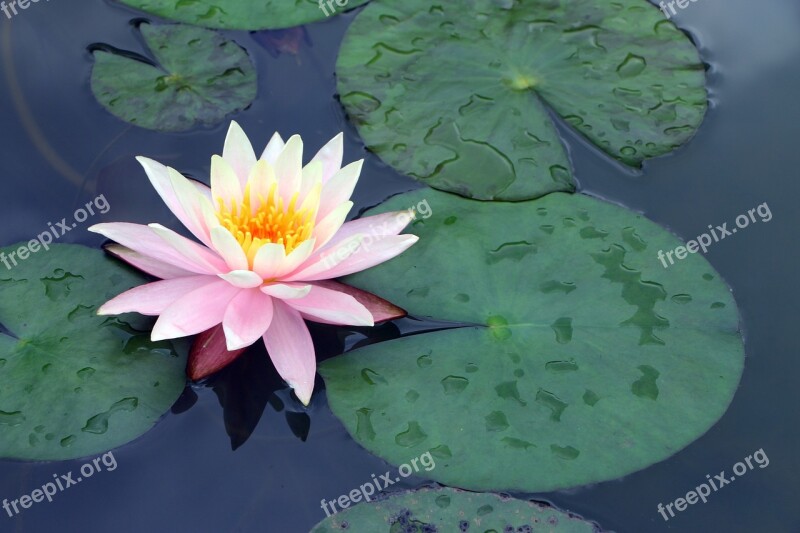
[{"left": 0, "top": 0, "right": 798, "bottom": 531}]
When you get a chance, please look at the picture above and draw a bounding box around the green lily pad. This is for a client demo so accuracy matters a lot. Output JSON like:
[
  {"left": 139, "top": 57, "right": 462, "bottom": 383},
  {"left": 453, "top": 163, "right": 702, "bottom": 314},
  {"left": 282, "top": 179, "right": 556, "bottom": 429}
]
[
  {"left": 311, "top": 486, "right": 599, "bottom": 532},
  {"left": 336, "top": 0, "right": 707, "bottom": 200},
  {"left": 91, "top": 23, "right": 257, "bottom": 132},
  {"left": 0, "top": 244, "right": 186, "bottom": 461},
  {"left": 115, "top": 0, "right": 370, "bottom": 30},
  {"left": 320, "top": 190, "right": 744, "bottom": 492}
]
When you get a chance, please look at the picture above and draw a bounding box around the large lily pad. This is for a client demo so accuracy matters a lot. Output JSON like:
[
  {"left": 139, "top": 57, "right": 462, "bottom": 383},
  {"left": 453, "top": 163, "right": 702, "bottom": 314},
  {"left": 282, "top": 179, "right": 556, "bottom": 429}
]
[
  {"left": 91, "top": 23, "right": 257, "bottom": 132},
  {"left": 320, "top": 190, "right": 744, "bottom": 491},
  {"left": 115, "top": 0, "right": 370, "bottom": 30},
  {"left": 311, "top": 487, "right": 599, "bottom": 532},
  {"left": 337, "top": 0, "right": 707, "bottom": 200},
  {"left": 0, "top": 244, "right": 186, "bottom": 460}
]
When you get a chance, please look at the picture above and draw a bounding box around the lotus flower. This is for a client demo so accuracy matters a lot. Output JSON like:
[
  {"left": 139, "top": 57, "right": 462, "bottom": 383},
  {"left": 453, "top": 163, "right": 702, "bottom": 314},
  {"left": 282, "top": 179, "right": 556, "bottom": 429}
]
[{"left": 89, "top": 122, "right": 418, "bottom": 405}]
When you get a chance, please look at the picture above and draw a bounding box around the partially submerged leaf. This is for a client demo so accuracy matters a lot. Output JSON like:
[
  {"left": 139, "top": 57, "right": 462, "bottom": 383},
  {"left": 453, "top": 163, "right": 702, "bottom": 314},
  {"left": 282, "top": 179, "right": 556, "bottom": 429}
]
[
  {"left": 321, "top": 189, "right": 744, "bottom": 492},
  {"left": 0, "top": 244, "right": 186, "bottom": 461},
  {"left": 311, "top": 486, "right": 600, "bottom": 532},
  {"left": 115, "top": 0, "right": 370, "bottom": 30},
  {"left": 337, "top": 0, "right": 707, "bottom": 200},
  {"left": 91, "top": 23, "right": 257, "bottom": 132}
]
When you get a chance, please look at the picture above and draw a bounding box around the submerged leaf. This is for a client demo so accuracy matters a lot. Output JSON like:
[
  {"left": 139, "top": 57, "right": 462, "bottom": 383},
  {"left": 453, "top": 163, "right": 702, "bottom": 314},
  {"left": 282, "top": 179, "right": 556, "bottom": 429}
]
[
  {"left": 311, "top": 486, "right": 600, "bottom": 532},
  {"left": 0, "top": 244, "right": 186, "bottom": 461},
  {"left": 321, "top": 190, "right": 744, "bottom": 491},
  {"left": 337, "top": 0, "right": 707, "bottom": 200},
  {"left": 115, "top": 0, "right": 370, "bottom": 30},
  {"left": 91, "top": 23, "right": 257, "bottom": 132}
]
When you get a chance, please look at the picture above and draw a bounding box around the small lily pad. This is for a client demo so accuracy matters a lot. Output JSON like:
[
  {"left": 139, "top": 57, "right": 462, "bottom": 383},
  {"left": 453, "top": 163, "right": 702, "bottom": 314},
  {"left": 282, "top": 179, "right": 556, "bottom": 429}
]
[
  {"left": 337, "top": 0, "right": 707, "bottom": 200},
  {"left": 311, "top": 486, "right": 600, "bottom": 532},
  {"left": 321, "top": 190, "right": 744, "bottom": 491},
  {"left": 0, "top": 244, "right": 186, "bottom": 460},
  {"left": 115, "top": 0, "right": 369, "bottom": 30},
  {"left": 91, "top": 23, "right": 257, "bottom": 132}
]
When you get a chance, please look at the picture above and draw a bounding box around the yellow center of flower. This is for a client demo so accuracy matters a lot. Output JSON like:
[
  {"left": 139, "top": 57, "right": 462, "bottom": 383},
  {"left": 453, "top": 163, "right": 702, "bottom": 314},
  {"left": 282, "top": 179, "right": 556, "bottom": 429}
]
[{"left": 217, "top": 182, "right": 315, "bottom": 266}]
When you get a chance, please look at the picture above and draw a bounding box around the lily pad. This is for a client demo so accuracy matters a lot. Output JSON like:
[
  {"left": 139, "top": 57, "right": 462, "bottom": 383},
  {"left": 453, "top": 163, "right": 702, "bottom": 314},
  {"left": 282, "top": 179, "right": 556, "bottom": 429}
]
[
  {"left": 91, "top": 23, "right": 257, "bottom": 132},
  {"left": 336, "top": 0, "right": 707, "bottom": 200},
  {"left": 115, "top": 0, "right": 370, "bottom": 30},
  {"left": 0, "top": 244, "right": 186, "bottom": 461},
  {"left": 311, "top": 487, "right": 600, "bottom": 532},
  {"left": 320, "top": 190, "right": 744, "bottom": 491}
]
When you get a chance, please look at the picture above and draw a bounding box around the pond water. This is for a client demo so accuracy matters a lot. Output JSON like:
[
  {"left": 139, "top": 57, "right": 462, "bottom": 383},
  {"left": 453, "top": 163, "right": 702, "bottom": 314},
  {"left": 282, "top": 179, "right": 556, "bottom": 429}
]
[{"left": 0, "top": 0, "right": 798, "bottom": 531}]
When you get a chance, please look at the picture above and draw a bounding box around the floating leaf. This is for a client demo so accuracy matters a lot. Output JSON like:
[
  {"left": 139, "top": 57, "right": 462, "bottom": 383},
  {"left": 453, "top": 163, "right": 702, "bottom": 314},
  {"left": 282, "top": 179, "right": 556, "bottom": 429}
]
[
  {"left": 337, "top": 0, "right": 707, "bottom": 200},
  {"left": 91, "top": 23, "right": 257, "bottom": 132},
  {"left": 321, "top": 190, "right": 744, "bottom": 491},
  {"left": 311, "top": 486, "right": 600, "bottom": 532},
  {"left": 0, "top": 244, "right": 186, "bottom": 460},
  {"left": 115, "top": 0, "right": 369, "bottom": 30}
]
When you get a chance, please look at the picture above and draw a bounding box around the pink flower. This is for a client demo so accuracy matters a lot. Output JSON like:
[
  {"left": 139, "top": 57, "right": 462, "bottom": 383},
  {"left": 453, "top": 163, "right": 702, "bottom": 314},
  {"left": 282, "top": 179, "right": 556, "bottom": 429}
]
[{"left": 90, "top": 122, "right": 418, "bottom": 405}]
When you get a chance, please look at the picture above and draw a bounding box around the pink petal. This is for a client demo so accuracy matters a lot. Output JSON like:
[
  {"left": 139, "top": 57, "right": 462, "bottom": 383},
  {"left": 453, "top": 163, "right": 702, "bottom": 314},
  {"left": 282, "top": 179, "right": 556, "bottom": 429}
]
[
  {"left": 313, "top": 280, "right": 407, "bottom": 324},
  {"left": 190, "top": 179, "right": 212, "bottom": 200},
  {"left": 149, "top": 223, "right": 229, "bottom": 273},
  {"left": 136, "top": 157, "right": 213, "bottom": 247},
  {"left": 188, "top": 324, "right": 248, "bottom": 381},
  {"left": 263, "top": 300, "right": 317, "bottom": 406},
  {"left": 275, "top": 135, "right": 303, "bottom": 203},
  {"left": 223, "top": 289, "right": 274, "bottom": 350},
  {"left": 311, "top": 132, "right": 343, "bottom": 183},
  {"left": 294, "top": 235, "right": 418, "bottom": 281},
  {"left": 252, "top": 243, "right": 287, "bottom": 279},
  {"left": 222, "top": 121, "right": 257, "bottom": 188},
  {"left": 284, "top": 234, "right": 363, "bottom": 281},
  {"left": 104, "top": 244, "right": 196, "bottom": 279},
  {"left": 261, "top": 282, "right": 311, "bottom": 299},
  {"left": 298, "top": 160, "right": 323, "bottom": 203},
  {"left": 261, "top": 132, "right": 285, "bottom": 164},
  {"left": 311, "top": 201, "right": 353, "bottom": 252},
  {"left": 211, "top": 155, "right": 244, "bottom": 210},
  {"left": 151, "top": 279, "right": 240, "bottom": 341},
  {"left": 209, "top": 226, "right": 249, "bottom": 271},
  {"left": 98, "top": 275, "right": 215, "bottom": 316},
  {"left": 89, "top": 222, "right": 225, "bottom": 275},
  {"left": 257, "top": 238, "right": 316, "bottom": 280},
  {"left": 318, "top": 160, "right": 362, "bottom": 219},
  {"left": 286, "top": 283, "right": 373, "bottom": 326},
  {"left": 308, "top": 210, "right": 415, "bottom": 263},
  {"left": 218, "top": 270, "right": 263, "bottom": 289}
]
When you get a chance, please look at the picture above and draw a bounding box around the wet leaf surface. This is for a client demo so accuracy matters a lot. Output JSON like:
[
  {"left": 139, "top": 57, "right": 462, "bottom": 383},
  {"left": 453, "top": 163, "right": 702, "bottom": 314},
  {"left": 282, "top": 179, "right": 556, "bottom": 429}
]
[
  {"left": 115, "top": 0, "right": 369, "bottom": 30},
  {"left": 311, "top": 486, "right": 600, "bottom": 532},
  {"left": 337, "top": 0, "right": 707, "bottom": 200},
  {"left": 0, "top": 245, "right": 186, "bottom": 461},
  {"left": 91, "top": 23, "right": 257, "bottom": 132},
  {"left": 321, "top": 190, "right": 744, "bottom": 491}
]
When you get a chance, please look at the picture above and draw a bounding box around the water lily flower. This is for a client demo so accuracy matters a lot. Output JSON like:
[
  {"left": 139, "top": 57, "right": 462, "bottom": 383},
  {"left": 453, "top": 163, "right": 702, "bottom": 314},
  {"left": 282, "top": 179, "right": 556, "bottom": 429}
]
[{"left": 89, "top": 122, "right": 418, "bottom": 405}]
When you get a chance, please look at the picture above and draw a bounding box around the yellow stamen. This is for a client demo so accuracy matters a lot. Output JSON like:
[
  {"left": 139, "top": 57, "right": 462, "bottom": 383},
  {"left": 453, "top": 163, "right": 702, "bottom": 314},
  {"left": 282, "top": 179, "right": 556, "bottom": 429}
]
[{"left": 217, "top": 182, "right": 315, "bottom": 267}]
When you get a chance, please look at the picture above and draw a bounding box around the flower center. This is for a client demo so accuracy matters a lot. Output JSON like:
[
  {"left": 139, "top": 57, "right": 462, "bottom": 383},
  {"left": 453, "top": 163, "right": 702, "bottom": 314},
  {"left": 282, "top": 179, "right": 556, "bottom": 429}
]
[{"left": 217, "top": 182, "right": 315, "bottom": 266}]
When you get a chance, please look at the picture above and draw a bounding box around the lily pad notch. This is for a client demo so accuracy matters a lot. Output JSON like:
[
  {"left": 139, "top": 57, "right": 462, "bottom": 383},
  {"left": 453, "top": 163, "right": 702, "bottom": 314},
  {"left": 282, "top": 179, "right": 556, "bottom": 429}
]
[
  {"left": 90, "top": 22, "right": 257, "bottom": 132},
  {"left": 336, "top": 0, "right": 708, "bottom": 200}
]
